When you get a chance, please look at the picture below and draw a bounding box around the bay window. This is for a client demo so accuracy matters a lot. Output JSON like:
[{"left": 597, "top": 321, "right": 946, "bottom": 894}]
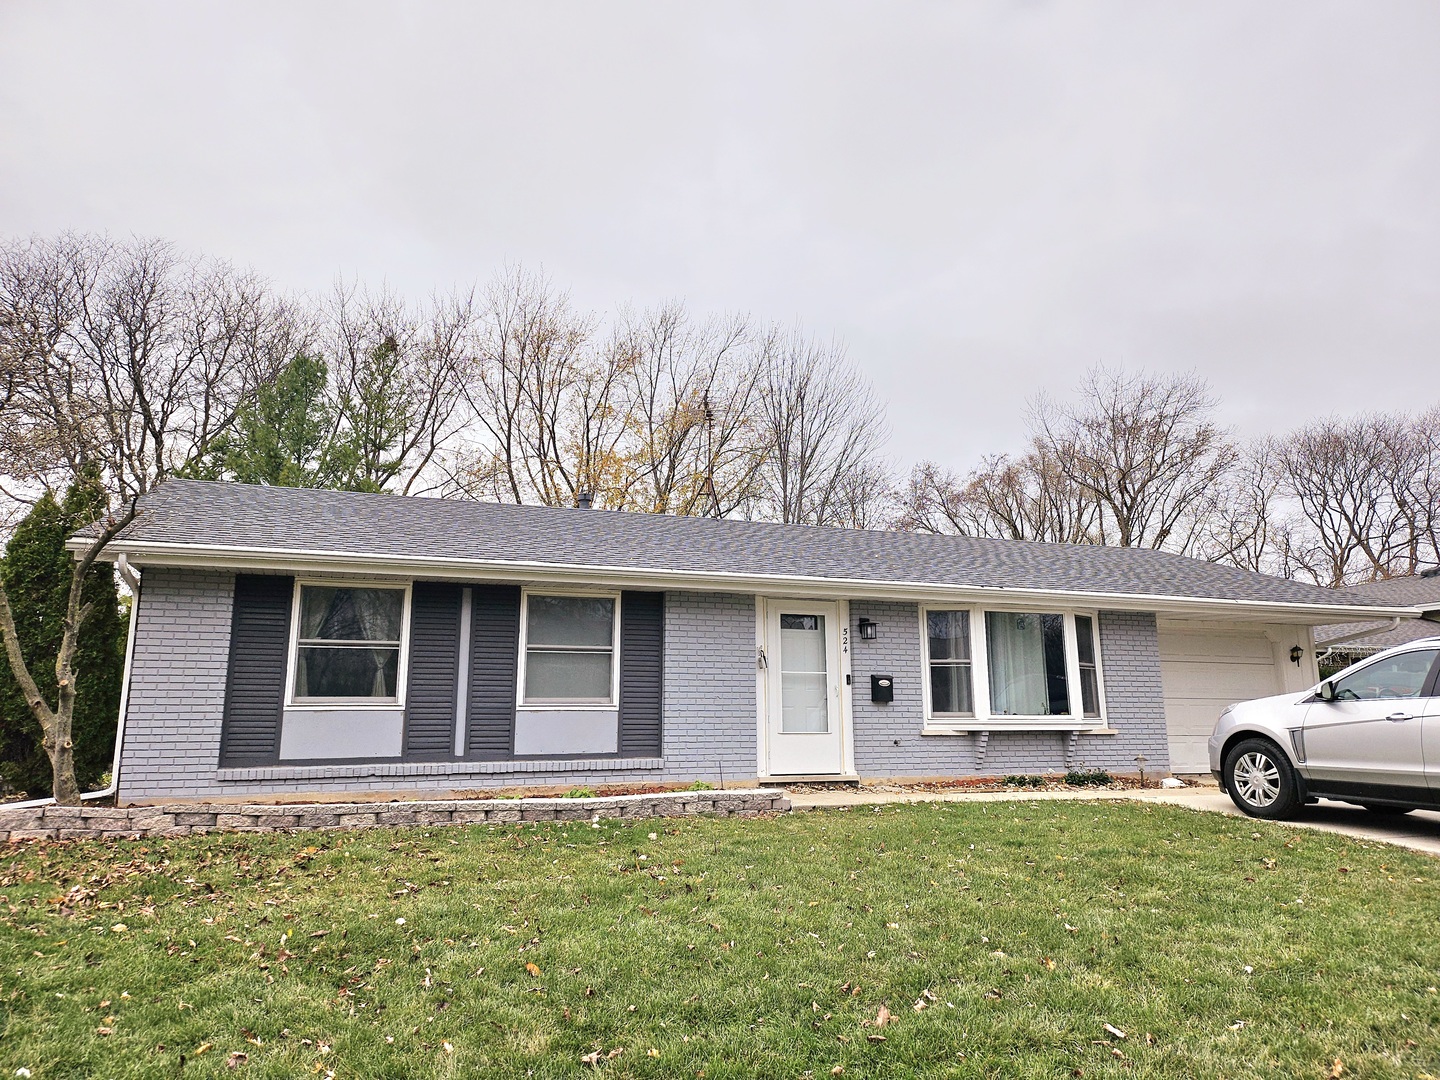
[
  {"left": 922, "top": 606, "right": 1105, "bottom": 726},
  {"left": 520, "top": 593, "right": 619, "bottom": 706},
  {"left": 291, "top": 584, "right": 408, "bottom": 704}
]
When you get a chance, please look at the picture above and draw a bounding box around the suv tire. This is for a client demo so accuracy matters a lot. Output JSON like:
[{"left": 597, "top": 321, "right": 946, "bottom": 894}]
[{"left": 1223, "top": 738, "right": 1302, "bottom": 820}]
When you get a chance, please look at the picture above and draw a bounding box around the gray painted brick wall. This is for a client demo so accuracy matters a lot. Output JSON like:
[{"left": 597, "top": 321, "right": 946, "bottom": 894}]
[
  {"left": 660, "top": 591, "right": 759, "bottom": 782},
  {"left": 118, "top": 572, "right": 760, "bottom": 802},
  {"left": 119, "top": 569, "right": 1167, "bottom": 801},
  {"left": 1089, "top": 610, "right": 1171, "bottom": 774},
  {"left": 118, "top": 566, "right": 236, "bottom": 803},
  {"left": 848, "top": 602, "right": 1169, "bottom": 777}
]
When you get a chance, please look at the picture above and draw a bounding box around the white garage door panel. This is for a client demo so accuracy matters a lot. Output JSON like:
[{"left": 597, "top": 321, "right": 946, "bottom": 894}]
[
  {"left": 1158, "top": 633, "right": 1274, "bottom": 664},
  {"left": 1158, "top": 660, "right": 1277, "bottom": 701},
  {"left": 1159, "top": 629, "right": 1282, "bottom": 774}
]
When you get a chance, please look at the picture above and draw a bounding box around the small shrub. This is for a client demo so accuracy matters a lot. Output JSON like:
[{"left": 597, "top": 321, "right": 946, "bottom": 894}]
[
  {"left": 560, "top": 787, "right": 595, "bottom": 799},
  {"left": 686, "top": 781, "right": 715, "bottom": 791},
  {"left": 1002, "top": 775, "right": 1044, "bottom": 788},
  {"left": 1064, "top": 769, "right": 1112, "bottom": 787}
]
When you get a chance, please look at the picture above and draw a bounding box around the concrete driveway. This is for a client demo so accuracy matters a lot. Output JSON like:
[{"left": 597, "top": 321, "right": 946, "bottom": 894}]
[
  {"left": 1146, "top": 788, "right": 1440, "bottom": 857},
  {"left": 786, "top": 784, "right": 1440, "bottom": 858}
]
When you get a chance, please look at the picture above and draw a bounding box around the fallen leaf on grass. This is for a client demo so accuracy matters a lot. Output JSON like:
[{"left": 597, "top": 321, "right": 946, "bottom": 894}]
[
  {"left": 860, "top": 1004, "right": 894, "bottom": 1028},
  {"left": 226, "top": 1051, "right": 248, "bottom": 1069},
  {"left": 866, "top": 1034, "right": 886, "bottom": 1043},
  {"left": 1103, "top": 1023, "right": 1126, "bottom": 1040},
  {"left": 1328, "top": 1059, "right": 1344, "bottom": 1079},
  {"left": 525, "top": 962, "right": 542, "bottom": 977},
  {"left": 194, "top": 1042, "right": 214, "bottom": 1056},
  {"left": 581, "top": 1047, "right": 625, "bottom": 1065}
]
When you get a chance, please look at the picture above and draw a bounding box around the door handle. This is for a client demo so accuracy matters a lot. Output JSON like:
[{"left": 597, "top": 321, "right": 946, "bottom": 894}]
[{"left": 1386, "top": 712, "right": 1412, "bottom": 722}]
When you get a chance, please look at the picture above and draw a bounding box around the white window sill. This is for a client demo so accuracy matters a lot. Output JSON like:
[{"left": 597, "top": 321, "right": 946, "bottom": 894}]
[
  {"left": 921, "top": 724, "right": 1118, "bottom": 736},
  {"left": 286, "top": 702, "right": 405, "bottom": 711}
]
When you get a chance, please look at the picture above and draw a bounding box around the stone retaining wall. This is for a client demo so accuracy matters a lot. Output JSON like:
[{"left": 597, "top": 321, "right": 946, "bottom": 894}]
[{"left": 0, "top": 789, "right": 791, "bottom": 842}]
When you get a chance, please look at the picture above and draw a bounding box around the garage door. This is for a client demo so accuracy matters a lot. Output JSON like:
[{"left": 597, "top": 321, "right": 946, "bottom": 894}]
[{"left": 1158, "top": 629, "right": 1282, "bottom": 773}]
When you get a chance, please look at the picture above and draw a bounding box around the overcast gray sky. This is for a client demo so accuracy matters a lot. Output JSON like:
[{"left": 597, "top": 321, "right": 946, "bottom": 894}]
[{"left": 2, "top": 2, "right": 1437, "bottom": 472}]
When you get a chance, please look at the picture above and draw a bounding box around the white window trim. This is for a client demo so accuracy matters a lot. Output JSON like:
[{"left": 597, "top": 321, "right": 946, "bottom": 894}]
[
  {"left": 918, "top": 604, "right": 1108, "bottom": 731},
  {"left": 285, "top": 579, "right": 413, "bottom": 710},
  {"left": 515, "top": 587, "right": 622, "bottom": 711}
]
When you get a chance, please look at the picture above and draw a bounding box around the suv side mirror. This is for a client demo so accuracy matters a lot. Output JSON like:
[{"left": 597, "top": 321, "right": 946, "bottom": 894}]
[{"left": 1317, "top": 680, "right": 1336, "bottom": 702}]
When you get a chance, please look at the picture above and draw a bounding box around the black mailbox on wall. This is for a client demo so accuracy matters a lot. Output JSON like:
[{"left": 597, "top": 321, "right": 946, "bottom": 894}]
[{"left": 870, "top": 675, "right": 894, "bottom": 704}]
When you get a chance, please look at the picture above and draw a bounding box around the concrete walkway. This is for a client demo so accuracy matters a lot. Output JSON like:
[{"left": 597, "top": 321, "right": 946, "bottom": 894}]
[{"left": 785, "top": 784, "right": 1440, "bottom": 857}]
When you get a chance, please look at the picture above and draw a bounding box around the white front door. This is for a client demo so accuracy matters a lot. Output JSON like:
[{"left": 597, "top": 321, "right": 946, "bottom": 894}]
[{"left": 764, "top": 601, "right": 845, "bottom": 777}]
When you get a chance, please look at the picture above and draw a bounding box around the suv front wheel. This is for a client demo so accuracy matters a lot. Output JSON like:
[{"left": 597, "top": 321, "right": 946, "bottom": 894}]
[{"left": 1223, "top": 738, "right": 1302, "bottom": 820}]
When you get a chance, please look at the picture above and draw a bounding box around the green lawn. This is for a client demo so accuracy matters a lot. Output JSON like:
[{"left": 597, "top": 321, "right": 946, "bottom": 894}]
[{"left": 1, "top": 801, "right": 1438, "bottom": 1079}]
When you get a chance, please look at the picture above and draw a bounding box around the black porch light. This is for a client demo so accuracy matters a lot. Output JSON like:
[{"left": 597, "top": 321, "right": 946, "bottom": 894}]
[
  {"left": 1289, "top": 645, "right": 1305, "bottom": 665},
  {"left": 858, "top": 617, "right": 878, "bottom": 641}
]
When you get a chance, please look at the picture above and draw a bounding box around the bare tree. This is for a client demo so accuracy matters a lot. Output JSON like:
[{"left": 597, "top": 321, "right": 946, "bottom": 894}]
[
  {"left": 320, "top": 282, "right": 475, "bottom": 495},
  {"left": 614, "top": 304, "right": 762, "bottom": 516},
  {"left": 0, "top": 233, "right": 297, "bottom": 802},
  {"left": 747, "top": 329, "right": 891, "bottom": 526},
  {"left": 899, "top": 451, "right": 1100, "bottom": 543},
  {"left": 1194, "top": 437, "right": 1288, "bottom": 574},
  {"left": 1275, "top": 411, "right": 1437, "bottom": 585},
  {"left": 451, "top": 266, "right": 615, "bottom": 507},
  {"left": 1377, "top": 405, "right": 1440, "bottom": 575},
  {"left": 1032, "top": 367, "right": 1237, "bottom": 553}
]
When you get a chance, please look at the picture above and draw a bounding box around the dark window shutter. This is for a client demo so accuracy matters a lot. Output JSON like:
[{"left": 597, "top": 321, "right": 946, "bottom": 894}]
[
  {"left": 403, "top": 582, "right": 463, "bottom": 760},
  {"left": 467, "top": 584, "right": 520, "bottom": 759},
  {"left": 219, "top": 574, "right": 294, "bottom": 766},
  {"left": 619, "top": 591, "right": 664, "bottom": 757}
]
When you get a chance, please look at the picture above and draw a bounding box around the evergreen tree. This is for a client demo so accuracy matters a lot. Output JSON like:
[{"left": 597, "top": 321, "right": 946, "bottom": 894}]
[
  {"left": 0, "top": 475, "right": 124, "bottom": 796},
  {"left": 203, "top": 352, "right": 335, "bottom": 487},
  {"left": 324, "top": 337, "right": 412, "bottom": 492}
]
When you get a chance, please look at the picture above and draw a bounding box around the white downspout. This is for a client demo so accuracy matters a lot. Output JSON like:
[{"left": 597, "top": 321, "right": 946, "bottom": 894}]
[{"left": 5, "top": 557, "right": 140, "bottom": 810}]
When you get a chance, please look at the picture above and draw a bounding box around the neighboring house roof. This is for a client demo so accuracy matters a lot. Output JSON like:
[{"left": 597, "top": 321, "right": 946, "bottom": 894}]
[
  {"left": 1315, "top": 571, "right": 1440, "bottom": 651},
  {"left": 85, "top": 480, "right": 1420, "bottom": 619}
]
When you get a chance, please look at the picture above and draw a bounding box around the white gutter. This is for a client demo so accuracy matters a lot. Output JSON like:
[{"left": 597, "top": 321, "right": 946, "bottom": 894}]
[
  {"left": 5, "top": 565, "right": 140, "bottom": 811},
  {"left": 69, "top": 538, "right": 1422, "bottom": 624}
]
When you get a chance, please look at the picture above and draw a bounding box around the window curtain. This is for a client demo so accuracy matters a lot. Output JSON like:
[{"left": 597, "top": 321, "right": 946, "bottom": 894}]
[
  {"left": 986, "top": 613, "right": 1050, "bottom": 715},
  {"left": 985, "top": 612, "right": 1070, "bottom": 716},
  {"left": 349, "top": 591, "right": 402, "bottom": 695}
]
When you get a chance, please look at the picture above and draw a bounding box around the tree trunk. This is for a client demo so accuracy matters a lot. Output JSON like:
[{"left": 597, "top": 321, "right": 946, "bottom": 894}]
[{"left": 42, "top": 722, "right": 80, "bottom": 804}]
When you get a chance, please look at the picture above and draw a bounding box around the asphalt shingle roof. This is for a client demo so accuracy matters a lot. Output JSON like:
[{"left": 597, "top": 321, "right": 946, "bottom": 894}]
[
  {"left": 1314, "top": 572, "right": 1440, "bottom": 648},
  {"left": 100, "top": 480, "right": 1412, "bottom": 612}
]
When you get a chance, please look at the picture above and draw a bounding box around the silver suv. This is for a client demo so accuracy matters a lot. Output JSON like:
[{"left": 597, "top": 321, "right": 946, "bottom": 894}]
[{"left": 1208, "top": 638, "right": 1440, "bottom": 819}]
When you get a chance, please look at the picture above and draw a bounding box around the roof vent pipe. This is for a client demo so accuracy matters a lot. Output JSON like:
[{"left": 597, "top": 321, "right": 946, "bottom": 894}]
[{"left": 576, "top": 492, "right": 594, "bottom": 510}]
